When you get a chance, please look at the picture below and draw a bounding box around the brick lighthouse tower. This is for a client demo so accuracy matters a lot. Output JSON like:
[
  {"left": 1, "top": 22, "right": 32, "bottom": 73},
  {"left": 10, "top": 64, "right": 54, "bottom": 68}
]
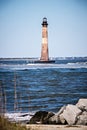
[
  {"left": 35, "top": 17, "right": 55, "bottom": 63},
  {"left": 40, "top": 17, "right": 49, "bottom": 61}
]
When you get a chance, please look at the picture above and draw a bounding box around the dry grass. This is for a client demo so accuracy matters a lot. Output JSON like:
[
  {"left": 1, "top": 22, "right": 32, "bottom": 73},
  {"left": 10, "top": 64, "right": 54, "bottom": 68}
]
[{"left": 0, "top": 116, "right": 30, "bottom": 130}]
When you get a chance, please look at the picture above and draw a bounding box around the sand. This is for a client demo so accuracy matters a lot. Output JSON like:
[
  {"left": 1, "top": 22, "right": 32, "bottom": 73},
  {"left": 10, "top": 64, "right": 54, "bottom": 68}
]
[{"left": 26, "top": 124, "right": 87, "bottom": 130}]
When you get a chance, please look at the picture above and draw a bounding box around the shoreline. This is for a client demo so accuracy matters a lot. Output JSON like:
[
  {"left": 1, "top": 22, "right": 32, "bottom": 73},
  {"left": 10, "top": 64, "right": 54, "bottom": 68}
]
[
  {"left": 26, "top": 124, "right": 87, "bottom": 130},
  {"left": 4, "top": 99, "right": 87, "bottom": 126},
  {"left": 2, "top": 98, "right": 87, "bottom": 130}
]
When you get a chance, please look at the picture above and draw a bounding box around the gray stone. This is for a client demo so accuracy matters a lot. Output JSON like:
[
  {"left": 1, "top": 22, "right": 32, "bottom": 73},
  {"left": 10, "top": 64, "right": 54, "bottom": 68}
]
[
  {"left": 56, "top": 105, "right": 66, "bottom": 115},
  {"left": 76, "top": 111, "right": 87, "bottom": 125},
  {"left": 59, "top": 114, "right": 66, "bottom": 124},
  {"left": 43, "top": 112, "right": 55, "bottom": 124},
  {"left": 61, "top": 104, "right": 81, "bottom": 125},
  {"left": 48, "top": 114, "right": 60, "bottom": 124},
  {"left": 48, "top": 106, "right": 66, "bottom": 124},
  {"left": 76, "top": 99, "right": 87, "bottom": 111},
  {"left": 29, "top": 111, "right": 54, "bottom": 124}
]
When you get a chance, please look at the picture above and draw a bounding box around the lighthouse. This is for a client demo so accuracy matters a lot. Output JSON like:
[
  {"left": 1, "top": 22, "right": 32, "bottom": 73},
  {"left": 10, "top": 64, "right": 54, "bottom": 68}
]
[
  {"left": 40, "top": 17, "right": 49, "bottom": 61},
  {"left": 34, "top": 17, "right": 55, "bottom": 63}
]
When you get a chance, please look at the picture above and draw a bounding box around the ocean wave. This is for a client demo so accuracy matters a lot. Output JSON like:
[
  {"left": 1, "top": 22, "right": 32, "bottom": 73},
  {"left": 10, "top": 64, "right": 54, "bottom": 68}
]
[
  {"left": 4, "top": 112, "right": 34, "bottom": 122},
  {"left": 0, "top": 62, "right": 87, "bottom": 71},
  {"left": 67, "top": 62, "right": 87, "bottom": 65}
]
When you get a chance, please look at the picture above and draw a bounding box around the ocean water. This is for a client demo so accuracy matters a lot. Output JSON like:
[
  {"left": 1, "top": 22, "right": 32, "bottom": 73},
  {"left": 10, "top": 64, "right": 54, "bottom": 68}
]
[{"left": 0, "top": 58, "right": 87, "bottom": 113}]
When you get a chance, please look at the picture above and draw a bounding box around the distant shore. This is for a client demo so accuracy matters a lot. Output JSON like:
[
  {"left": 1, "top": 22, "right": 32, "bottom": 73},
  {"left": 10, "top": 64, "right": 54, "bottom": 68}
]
[{"left": 0, "top": 56, "right": 87, "bottom": 60}]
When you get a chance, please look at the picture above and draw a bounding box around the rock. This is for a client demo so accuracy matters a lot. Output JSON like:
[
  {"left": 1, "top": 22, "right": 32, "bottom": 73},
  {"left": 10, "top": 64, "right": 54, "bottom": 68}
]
[
  {"left": 56, "top": 105, "right": 66, "bottom": 115},
  {"left": 76, "top": 111, "right": 87, "bottom": 125},
  {"left": 59, "top": 114, "right": 66, "bottom": 124},
  {"left": 29, "top": 99, "right": 87, "bottom": 125},
  {"left": 61, "top": 104, "right": 81, "bottom": 125},
  {"left": 43, "top": 112, "right": 54, "bottom": 124},
  {"left": 48, "top": 114, "right": 60, "bottom": 124},
  {"left": 76, "top": 99, "right": 87, "bottom": 111},
  {"left": 48, "top": 106, "right": 66, "bottom": 124},
  {"left": 29, "top": 111, "right": 54, "bottom": 124}
]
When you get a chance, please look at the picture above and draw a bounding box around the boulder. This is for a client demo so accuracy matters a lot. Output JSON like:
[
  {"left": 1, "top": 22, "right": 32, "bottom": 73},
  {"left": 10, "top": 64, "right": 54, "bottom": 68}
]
[
  {"left": 48, "top": 106, "right": 66, "bottom": 124},
  {"left": 76, "top": 99, "right": 87, "bottom": 111},
  {"left": 29, "top": 111, "right": 54, "bottom": 124},
  {"left": 56, "top": 105, "right": 66, "bottom": 115},
  {"left": 59, "top": 114, "right": 66, "bottom": 124},
  {"left": 43, "top": 111, "right": 54, "bottom": 124},
  {"left": 48, "top": 114, "right": 60, "bottom": 124},
  {"left": 61, "top": 104, "right": 81, "bottom": 125},
  {"left": 76, "top": 111, "right": 87, "bottom": 125}
]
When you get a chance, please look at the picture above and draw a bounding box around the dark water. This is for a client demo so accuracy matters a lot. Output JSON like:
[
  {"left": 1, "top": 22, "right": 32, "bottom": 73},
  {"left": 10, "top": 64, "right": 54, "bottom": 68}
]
[{"left": 0, "top": 58, "right": 87, "bottom": 113}]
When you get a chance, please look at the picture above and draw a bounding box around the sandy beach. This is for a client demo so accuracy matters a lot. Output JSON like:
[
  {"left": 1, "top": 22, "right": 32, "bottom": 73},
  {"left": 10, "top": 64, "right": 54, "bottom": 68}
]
[{"left": 26, "top": 125, "right": 87, "bottom": 130}]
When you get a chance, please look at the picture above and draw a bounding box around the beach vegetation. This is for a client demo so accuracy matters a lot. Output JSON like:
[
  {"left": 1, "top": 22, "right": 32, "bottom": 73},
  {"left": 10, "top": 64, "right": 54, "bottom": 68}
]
[{"left": 0, "top": 116, "right": 30, "bottom": 130}]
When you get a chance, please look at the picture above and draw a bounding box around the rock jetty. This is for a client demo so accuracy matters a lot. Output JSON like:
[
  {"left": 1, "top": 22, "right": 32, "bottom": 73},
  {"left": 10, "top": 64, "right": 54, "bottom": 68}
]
[{"left": 29, "top": 99, "right": 87, "bottom": 125}]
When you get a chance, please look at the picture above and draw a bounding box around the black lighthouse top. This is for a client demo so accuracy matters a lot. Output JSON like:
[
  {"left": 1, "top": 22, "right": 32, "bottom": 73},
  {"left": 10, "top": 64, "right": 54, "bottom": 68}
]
[{"left": 42, "top": 17, "right": 48, "bottom": 27}]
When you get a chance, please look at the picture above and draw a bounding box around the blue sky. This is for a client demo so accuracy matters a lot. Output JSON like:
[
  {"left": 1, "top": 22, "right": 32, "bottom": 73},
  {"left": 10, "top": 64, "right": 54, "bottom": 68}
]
[{"left": 0, "top": 0, "right": 87, "bottom": 58}]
